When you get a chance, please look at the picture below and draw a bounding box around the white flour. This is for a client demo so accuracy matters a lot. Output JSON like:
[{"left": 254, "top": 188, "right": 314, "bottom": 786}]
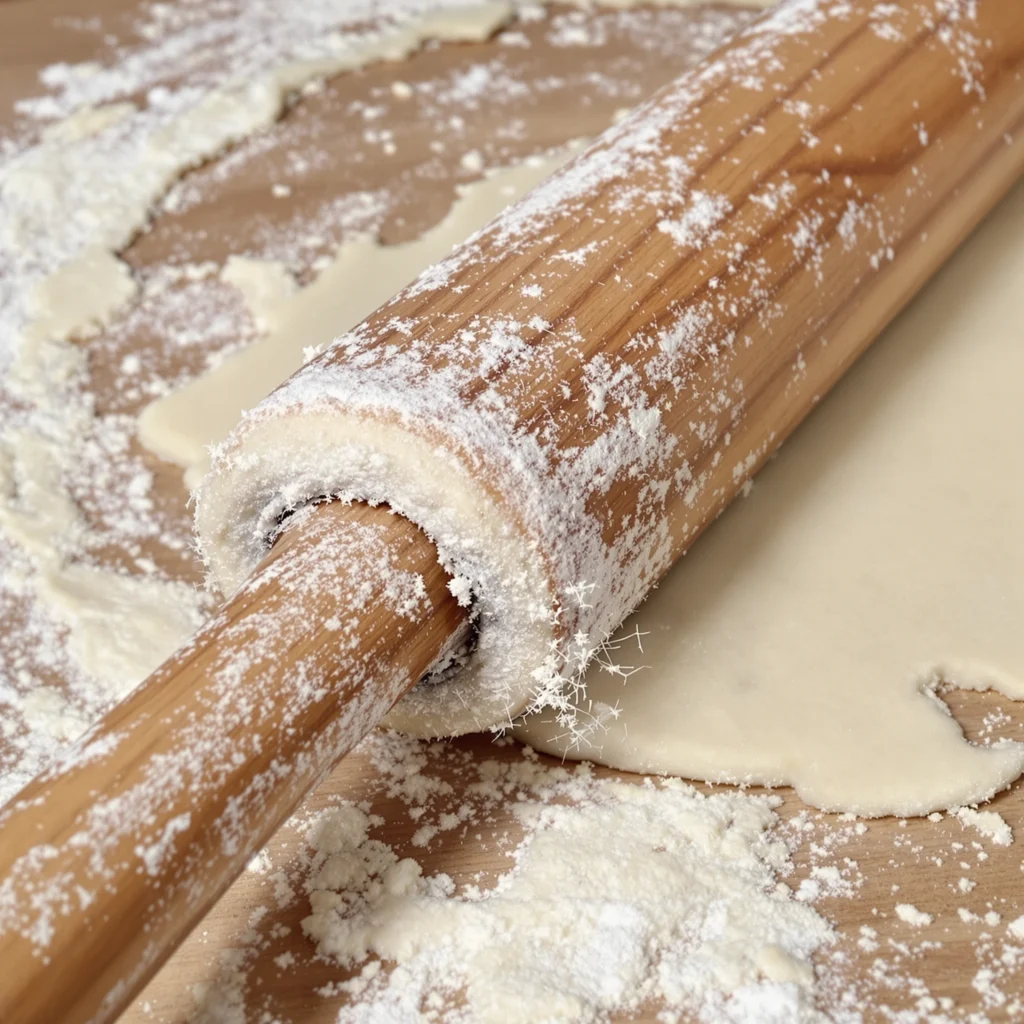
[
  {"left": 305, "top": 785, "right": 827, "bottom": 1022},
  {"left": 299, "top": 739, "right": 834, "bottom": 1024},
  {"left": 175, "top": 727, "right": 1024, "bottom": 1024}
]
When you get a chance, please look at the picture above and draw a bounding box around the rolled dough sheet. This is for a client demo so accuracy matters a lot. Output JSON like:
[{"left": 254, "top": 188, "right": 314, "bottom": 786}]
[{"left": 517, "top": 178, "right": 1024, "bottom": 816}]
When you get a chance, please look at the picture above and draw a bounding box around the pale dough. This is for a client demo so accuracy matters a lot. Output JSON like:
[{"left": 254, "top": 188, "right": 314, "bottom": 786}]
[
  {"left": 518, "top": 179, "right": 1024, "bottom": 816},
  {"left": 147, "top": 160, "right": 1024, "bottom": 816}
]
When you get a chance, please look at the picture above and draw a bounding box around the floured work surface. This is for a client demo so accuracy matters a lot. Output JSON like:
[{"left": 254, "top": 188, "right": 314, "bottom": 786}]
[{"left": 2, "top": 2, "right": 1024, "bottom": 1021}]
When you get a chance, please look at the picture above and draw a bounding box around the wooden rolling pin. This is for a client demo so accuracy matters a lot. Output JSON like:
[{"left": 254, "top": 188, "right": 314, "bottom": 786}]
[{"left": 2, "top": 1, "right": 1023, "bottom": 1021}]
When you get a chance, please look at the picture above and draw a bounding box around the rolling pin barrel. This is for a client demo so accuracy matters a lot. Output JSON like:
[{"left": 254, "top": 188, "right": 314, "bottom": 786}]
[{"left": 1, "top": 1, "right": 1024, "bottom": 1022}]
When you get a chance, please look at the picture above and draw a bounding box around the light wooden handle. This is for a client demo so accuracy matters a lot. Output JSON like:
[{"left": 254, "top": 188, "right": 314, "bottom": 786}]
[
  {"left": 1, "top": 1, "right": 1023, "bottom": 1022},
  {"left": 0, "top": 501, "right": 466, "bottom": 1024}
]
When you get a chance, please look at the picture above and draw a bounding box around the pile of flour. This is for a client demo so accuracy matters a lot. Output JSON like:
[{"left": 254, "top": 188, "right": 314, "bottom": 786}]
[{"left": 299, "top": 740, "right": 831, "bottom": 1024}]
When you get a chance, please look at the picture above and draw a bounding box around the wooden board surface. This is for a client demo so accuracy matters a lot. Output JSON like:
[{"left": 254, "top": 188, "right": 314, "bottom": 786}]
[{"left": 2, "top": 2, "right": 1024, "bottom": 1021}]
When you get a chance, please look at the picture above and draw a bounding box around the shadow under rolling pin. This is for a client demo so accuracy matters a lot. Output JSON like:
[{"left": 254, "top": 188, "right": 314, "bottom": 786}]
[{"left": 2, "top": 1, "right": 1024, "bottom": 1021}]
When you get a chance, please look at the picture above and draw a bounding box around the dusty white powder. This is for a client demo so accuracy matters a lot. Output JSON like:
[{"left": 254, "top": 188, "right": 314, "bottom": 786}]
[
  {"left": 894, "top": 904, "right": 933, "bottom": 928},
  {"left": 953, "top": 807, "right": 1013, "bottom": 848},
  {"left": 301, "top": 743, "right": 832, "bottom": 1023}
]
